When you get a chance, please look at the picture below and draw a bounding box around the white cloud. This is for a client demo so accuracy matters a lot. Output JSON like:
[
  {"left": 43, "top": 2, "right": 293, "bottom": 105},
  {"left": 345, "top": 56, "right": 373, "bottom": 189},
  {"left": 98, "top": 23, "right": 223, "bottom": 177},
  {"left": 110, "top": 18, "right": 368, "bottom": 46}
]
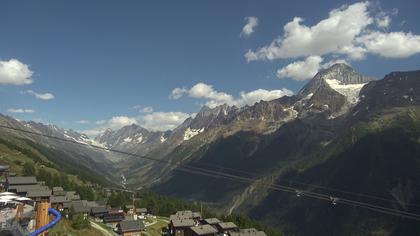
[
  {"left": 7, "top": 108, "right": 35, "bottom": 113},
  {"left": 171, "top": 83, "right": 234, "bottom": 106},
  {"left": 141, "top": 112, "right": 192, "bottom": 131},
  {"left": 245, "top": 2, "right": 372, "bottom": 61},
  {"left": 245, "top": 2, "right": 420, "bottom": 61},
  {"left": 171, "top": 82, "right": 293, "bottom": 108},
  {"left": 77, "top": 120, "right": 90, "bottom": 124},
  {"left": 241, "top": 16, "right": 259, "bottom": 37},
  {"left": 357, "top": 31, "right": 420, "bottom": 58},
  {"left": 106, "top": 116, "right": 138, "bottom": 130},
  {"left": 82, "top": 112, "right": 193, "bottom": 137},
  {"left": 169, "top": 88, "right": 188, "bottom": 99},
  {"left": 237, "top": 88, "right": 293, "bottom": 106},
  {"left": 277, "top": 56, "right": 323, "bottom": 81},
  {"left": 277, "top": 56, "right": 351, "bottom": 81},
  {"left": 81, "top": 116, "right": 138, "bottom": 137},
  {"left": 0, "top": 59, "right": 33, "bottom": 85},
  {"left": 24, "top": 90, "right": 55, "bottom": 100}
]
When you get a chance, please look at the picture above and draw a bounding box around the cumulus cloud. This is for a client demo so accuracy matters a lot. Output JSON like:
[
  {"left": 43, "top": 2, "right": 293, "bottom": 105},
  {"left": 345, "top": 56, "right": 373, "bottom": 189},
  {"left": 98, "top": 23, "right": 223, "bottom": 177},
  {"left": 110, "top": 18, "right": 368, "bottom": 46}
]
[
  {"left": 357, "top": 31, "right": 420, "bottom": 58},
  {"left": 171, "top": 82, "right": 293, "bottom": 108},
  {"left": 0, "top": 59, "right": 33, "bottom": 85},
  {"left": 245, "top": 2, "right": 372, "bottom": 61},
  {"left": 241, "top": 16, "right": 259, "bottom": 37},
  {"left": 82, "top": 112, "right": 193, "bottom": 137},
  {"left": 7, "top": 108, "right": 35, "bottom": 113},
  {"left": 81, "top": 116, "right": 138, "bottom": 137},
  {"left": 141, "top": 112, "right": 192, "bottom": 131},
  {"left": 245, "top": 2, "right": 420, "bottom": 62},
  {"left": 24, "top": 90, "right": 55, "bottom": 100},
  {"left": 277, "top": 56, "right": 323, "bottom": 81},
  {"left": 106, "top": 116, "right": 138, "bottom": 130},
  {"left": 277, "top": 56, "right": 350, "bottom": 81},
  {"left": 237, "top": 88, "right": 293, "bottom": 106}
]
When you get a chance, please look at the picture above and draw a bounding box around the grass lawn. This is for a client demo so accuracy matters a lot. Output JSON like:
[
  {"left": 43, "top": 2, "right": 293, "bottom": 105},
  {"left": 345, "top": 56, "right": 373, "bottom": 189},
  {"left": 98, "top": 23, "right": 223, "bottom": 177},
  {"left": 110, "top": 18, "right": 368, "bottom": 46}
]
[
  {"left": 48, "top": 218, "right": 104, "bottom": 236},
  {"left": 144, "top": 216, "right": 169, "bottom": 236}
]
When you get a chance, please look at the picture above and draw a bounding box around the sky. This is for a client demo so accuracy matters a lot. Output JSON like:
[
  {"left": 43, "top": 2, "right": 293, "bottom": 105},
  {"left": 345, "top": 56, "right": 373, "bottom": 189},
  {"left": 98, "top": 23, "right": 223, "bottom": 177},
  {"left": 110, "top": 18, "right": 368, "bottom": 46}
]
[{"left": 1, "top": 0, "right": 420, "bottom": 136}]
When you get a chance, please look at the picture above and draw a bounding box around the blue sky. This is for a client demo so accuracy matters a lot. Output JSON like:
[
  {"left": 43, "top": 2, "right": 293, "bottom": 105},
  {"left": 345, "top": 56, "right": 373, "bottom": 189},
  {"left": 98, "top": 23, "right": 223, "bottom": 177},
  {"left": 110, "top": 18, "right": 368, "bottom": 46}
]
[{"left": 1, "top": 0, "right": 420, "bottom": 136}]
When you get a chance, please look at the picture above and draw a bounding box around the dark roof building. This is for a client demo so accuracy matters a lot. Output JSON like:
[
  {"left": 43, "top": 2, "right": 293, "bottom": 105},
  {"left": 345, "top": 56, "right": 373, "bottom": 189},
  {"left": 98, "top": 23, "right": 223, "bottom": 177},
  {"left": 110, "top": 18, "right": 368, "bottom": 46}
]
[
  {"left": 230, "top": 228, "right": 268, "bottom": 236},
  {"left": 175, "top": 210, "right": 193, "bottom": 219},
  {"left": 190, "top": 225, "right": 218, "bottom": 236},
  {"left": 117, "top": 220, "right": 145, "bottom": 235},
  {"left": 103, "top": 212, "right": 125, "bottom": 223},
  {"left": 91, "top": 207, "right": 108, "bottom": 218},
  {"left": 50, "top": 196, "right": 69, "bottom": 204},
  {"left": 171, "top": 218, "right": 195, "bottom": 228},
  {"left": 52, "top": 186, "right": 66, "bottom": 196},
  {"left": 136, "top": 208, "right": 148, "bottom": 214},
  {"left": 216, "top": 222, "right": 239, "bottom": 234},
  {"left": 7, "top": 176, "right": 37, "bottom": 186},
  {"left": 203, "top": 218, "right": 221, "bottom": 225}
]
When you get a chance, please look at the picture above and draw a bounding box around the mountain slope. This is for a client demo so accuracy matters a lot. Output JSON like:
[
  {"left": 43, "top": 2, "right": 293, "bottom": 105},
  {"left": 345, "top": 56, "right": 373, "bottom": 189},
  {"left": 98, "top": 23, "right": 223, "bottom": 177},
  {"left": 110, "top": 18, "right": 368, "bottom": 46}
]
[
  {"left": 149, "top": 68, "right": 420, "bottom": 235},
  {"left": 0, "top": 115, "right": 118, "bottom": 185}
]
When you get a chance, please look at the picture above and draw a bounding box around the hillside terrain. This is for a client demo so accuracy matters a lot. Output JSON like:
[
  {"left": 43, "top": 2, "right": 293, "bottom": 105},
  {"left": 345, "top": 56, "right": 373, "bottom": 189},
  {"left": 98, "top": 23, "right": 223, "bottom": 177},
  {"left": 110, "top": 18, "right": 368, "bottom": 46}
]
[{"left": 1, "top": 64, "right": 419, "bottom": 235}]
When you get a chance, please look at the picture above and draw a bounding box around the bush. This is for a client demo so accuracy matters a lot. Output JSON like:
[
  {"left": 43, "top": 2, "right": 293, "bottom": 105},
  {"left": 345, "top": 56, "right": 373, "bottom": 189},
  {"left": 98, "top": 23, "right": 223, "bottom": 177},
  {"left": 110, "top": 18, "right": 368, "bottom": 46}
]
[{"left": 71, "top": 214, "right": 90, "bottom": 229}]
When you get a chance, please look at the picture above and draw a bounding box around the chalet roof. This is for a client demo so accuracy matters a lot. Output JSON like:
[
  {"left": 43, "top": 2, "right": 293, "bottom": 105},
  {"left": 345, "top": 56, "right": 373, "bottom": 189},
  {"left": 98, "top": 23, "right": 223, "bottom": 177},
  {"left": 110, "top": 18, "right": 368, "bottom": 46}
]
[
  {"left": 63, "top": 200, "right": 92, "bottom": 213},
  {"left": 7, "top": 177, "right": 37, "bottom": 185},
  {"left": 26, "top": 190, "right": 52, "bottom": 198},
  {"left": 119, "top": 220, "right": 145, "bottom": 232},
  {"left": 125, "top": 205, "right": 134, "bottom": 209},
  {"left": 136, "top": 208, "right": 147, "bottom": 213},
  {"left": 192, "top": 212, "right": 202, "bottom": 218},
  {"left": 172, "top": 218, "right": 195, "bottom": 228},
  {"left": 217, "top": 222, "right": 238, "bottom": 230},
  {"left": 91, "top": 207, "right": 108, "bottom": 214},
  {"left": 204, "top": 218, "right": 221, "bottom": 224},
  {"left": 11, "top": 185, "right": 49, "bottom": 193},
  {"left": 86, "top": 201, "right": 98, "bottom": 207},
  {"left": 50, "top": 196, "right": 70, "bottom": 203},
  {"left": 190, "top": 225, "right": 218, "bottom": 235},
  {"left": 175, "top": 210, "right": 193, "bottom": 219},
  {"left": 230, "top": 228, "right": 267, "bottom": 236}
]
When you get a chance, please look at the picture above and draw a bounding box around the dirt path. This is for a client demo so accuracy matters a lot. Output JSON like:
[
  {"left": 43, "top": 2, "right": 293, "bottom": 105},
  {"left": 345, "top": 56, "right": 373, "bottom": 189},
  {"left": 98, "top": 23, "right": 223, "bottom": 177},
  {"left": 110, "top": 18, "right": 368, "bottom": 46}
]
[{"left": 90, "top": 221, "right": 115, "bottom": 236}]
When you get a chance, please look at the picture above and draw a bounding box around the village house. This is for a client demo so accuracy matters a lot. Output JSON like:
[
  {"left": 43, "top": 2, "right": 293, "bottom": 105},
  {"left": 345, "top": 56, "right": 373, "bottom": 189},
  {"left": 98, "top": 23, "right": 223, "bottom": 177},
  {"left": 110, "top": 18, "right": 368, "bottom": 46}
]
[
  {"left": 215, "top": 222, "right": 239, "bottom": 235},
  {"left": 190, "top": 224, "right": 218, "bottom": 236},
  {"left": 136, "top": 208, "right": 148, "bottom": 219},
  {"left": 117, "top": 220, "right": 146, "bottom": 236},
  {"left": 229, "top": 228, "right": 268, "bottom": 236},
  {"left": 52, "top": 186, "right": 66, "bottom": 196},
  {"left": 50, "top": 195, "right": 70, "bottom": 211},
  {"left": 124, "top": 205, "right": 135, "bottom": 215},
  {"left": 170, "top": 218, "right": 195, "bottom": 236},
  {"left": 202, "top": 218, "right": 221, "bottom": 228},
  {"left": 91, "top": 206, "right": 109, "bottom": 220}
]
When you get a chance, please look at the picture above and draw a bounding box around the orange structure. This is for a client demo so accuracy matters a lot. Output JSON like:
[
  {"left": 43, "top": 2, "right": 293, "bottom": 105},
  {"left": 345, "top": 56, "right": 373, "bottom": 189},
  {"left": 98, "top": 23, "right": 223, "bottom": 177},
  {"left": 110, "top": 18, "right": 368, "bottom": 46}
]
[{"left": 36, "top": 202, "right": 50, "bottom": 235}]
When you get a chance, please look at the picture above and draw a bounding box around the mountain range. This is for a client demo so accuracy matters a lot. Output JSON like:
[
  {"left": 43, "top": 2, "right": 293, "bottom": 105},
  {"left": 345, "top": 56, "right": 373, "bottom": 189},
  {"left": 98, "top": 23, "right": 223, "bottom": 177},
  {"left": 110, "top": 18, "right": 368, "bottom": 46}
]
[{"left": 0, "top": 63, "right": 419, "bottom": 235}]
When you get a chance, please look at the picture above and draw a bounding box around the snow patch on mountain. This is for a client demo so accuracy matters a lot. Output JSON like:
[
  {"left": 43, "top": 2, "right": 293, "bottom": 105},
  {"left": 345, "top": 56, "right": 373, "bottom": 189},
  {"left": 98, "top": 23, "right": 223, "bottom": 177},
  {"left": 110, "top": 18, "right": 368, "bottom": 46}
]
[
  {"left": 123, "top": 137, "right": 132, "bottom": 143},
  {"left": 184, "top": 127, "right": 205, "bottom": 141},
  {"left": 325, "top": 79, "right": 367, "bottom": 104}
]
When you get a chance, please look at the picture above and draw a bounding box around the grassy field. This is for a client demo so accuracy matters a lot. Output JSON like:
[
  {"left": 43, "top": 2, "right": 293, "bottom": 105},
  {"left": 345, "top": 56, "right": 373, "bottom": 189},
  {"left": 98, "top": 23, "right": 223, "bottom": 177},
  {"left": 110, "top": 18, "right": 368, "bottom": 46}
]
[
  {"left": 143, "top": 216, "right": 169, "bottom": 236},
  {"left": 0, "top": 142, "right": 83, "bottom": 184},
  {"left": 48, "top": 218, "right": 104, "bottom": 236}
]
